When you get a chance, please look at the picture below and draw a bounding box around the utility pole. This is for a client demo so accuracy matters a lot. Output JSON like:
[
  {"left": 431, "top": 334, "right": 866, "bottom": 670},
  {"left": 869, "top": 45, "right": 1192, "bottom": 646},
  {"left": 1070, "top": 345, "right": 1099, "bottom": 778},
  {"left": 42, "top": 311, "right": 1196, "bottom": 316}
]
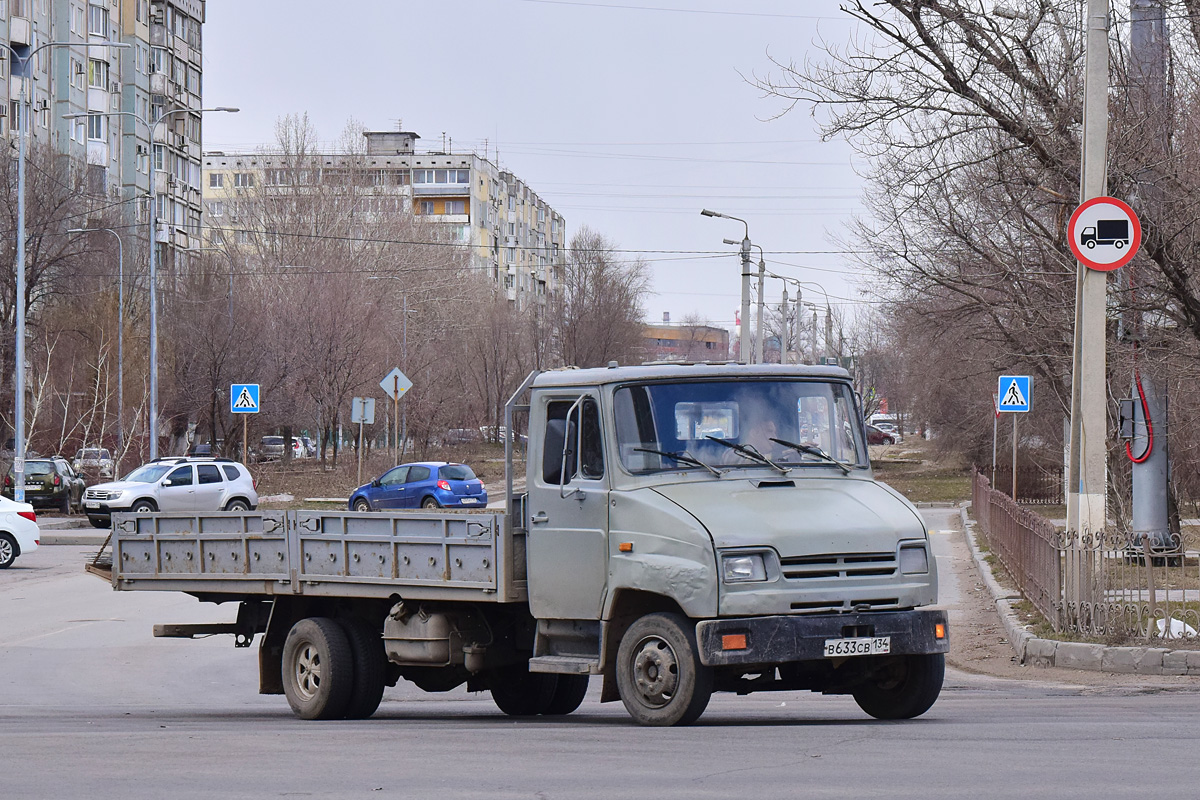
[
  {"left": 1065, "top": 0, "right": 1111, "bottom": 543},
  {"left": 701, "top": 209, "right": 752, "bottom": 363},
  {"left": 754, "top": 249, "right": 766, "bottom": 365},
  {"left": 780, "top": 289, "right": 790, "bottom": 365}
]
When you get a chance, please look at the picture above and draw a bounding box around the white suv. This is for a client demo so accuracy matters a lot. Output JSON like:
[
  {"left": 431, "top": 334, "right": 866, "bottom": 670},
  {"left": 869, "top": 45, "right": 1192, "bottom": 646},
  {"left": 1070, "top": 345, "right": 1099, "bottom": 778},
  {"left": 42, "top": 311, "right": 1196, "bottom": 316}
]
[{"left": 83, "top": 457, "right": 258, "bottom": 529}]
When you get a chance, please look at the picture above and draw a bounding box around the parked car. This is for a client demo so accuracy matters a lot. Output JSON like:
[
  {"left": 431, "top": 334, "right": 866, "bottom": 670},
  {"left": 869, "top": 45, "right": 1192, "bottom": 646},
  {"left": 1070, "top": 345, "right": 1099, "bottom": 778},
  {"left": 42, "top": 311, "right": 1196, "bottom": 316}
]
[
  {"left": 187, "top": 441, "right": 222, "bottom": 458},
  {"left": 82, "top": 456, "right": 258, "bottom": 529},
  {"left": 0, "top": 495, "right": 39, "bottom": 568},
  {"left": 3, "top": 457, "right": 87, "bottom": 513},
  {"left": 349, "top": 461, "right": 487, "bottom": 511},
  {"left": 865, "top": 424, "right": 897, "bottom": 446},
  {"left": 73, "top": 447, "right": 114, "bottom": 478},
  {"left": 258, "top": 436, "right": 286, "bottom": 461}
]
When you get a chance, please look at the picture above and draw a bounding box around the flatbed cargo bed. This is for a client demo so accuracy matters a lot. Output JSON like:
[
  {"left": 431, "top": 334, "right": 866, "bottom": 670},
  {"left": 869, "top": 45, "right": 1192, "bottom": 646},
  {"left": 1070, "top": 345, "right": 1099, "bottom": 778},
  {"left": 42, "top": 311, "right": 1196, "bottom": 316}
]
[{"left": 94, "top": 509, "right": 528, "bottom": 603}]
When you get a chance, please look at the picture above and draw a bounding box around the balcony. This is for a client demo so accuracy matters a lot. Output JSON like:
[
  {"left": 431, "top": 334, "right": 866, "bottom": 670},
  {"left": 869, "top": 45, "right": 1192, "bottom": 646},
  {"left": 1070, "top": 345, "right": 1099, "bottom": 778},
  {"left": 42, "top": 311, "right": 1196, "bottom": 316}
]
[
  {"left": 413, "top": 184, "right": 470, "bottom": 197},
  {"left": 9, "top": 17, "right": 32, "bottom": 47}
]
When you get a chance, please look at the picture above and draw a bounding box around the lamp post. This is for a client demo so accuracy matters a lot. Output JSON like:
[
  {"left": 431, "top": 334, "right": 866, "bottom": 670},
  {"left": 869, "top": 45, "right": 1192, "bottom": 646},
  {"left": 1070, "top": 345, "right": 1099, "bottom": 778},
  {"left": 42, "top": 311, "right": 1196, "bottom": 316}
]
[
  {"left": 67, "top": 227, "right": 124, "bottom": 475},
  {"left": 67, "top": 106, "right": 238, "bottom": 459},
  {"left": 4, "top": 37, "right": 128, "bottom": 502},
  {"left": 701, "top": 209, "right": 752, "bottom": 363}
]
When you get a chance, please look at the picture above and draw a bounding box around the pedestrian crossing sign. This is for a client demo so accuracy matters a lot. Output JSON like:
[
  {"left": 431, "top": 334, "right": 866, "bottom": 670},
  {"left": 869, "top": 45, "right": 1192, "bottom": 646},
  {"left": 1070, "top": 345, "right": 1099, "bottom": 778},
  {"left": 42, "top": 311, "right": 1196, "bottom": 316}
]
[
  {"left": 231, "top": 383, "right": 260, "bottom": 414},
  {"left": 997, "top": 375, "right": 1031, "bottom": 413}
]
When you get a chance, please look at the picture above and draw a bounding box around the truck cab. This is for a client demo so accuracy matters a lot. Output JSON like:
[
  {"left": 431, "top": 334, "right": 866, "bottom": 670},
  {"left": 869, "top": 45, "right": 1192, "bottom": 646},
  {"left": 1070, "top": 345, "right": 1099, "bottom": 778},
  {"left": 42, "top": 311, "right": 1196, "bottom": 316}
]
[{"left": 519, "top": 363, "right": 946, "bottom": 725}]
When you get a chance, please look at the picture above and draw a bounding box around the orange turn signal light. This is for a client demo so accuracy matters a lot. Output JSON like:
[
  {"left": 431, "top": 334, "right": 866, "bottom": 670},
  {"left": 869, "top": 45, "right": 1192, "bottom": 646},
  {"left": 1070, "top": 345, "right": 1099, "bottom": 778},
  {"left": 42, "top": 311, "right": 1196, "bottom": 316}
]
[
  {"left": 935, "top": 623, "right": 946, "bottom": 640},
  {"left": 721, "top": 634, "right": 748, "bottom": 651},
  {"left": 618, "top": 542, "right": 633, "bottom": 552}
]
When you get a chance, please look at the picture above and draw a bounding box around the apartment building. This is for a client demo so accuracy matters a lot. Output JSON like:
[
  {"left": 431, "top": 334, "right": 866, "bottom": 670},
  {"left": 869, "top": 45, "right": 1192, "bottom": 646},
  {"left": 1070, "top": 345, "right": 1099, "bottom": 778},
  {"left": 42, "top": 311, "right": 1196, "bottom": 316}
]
[
  {"left": 2, "top": 0, "right": 205, "bottom": 272},
  {"left": 202, "top": 129, "right": 567, "bottom": 306}
]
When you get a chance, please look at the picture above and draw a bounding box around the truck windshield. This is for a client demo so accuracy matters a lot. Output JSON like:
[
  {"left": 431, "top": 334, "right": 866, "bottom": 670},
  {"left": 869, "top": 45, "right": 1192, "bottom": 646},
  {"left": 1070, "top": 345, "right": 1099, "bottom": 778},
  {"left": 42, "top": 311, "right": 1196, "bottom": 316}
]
[{"left": 613, "top": 379, "right": 867, "bottom": 474}]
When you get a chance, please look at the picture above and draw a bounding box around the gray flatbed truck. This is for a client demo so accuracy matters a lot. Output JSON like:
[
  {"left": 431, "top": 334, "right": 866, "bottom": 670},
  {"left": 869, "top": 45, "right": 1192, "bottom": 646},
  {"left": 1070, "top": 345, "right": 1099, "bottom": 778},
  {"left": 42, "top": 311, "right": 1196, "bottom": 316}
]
[{"left": 87, "top": 363, "right": 948, "bottom": 726}]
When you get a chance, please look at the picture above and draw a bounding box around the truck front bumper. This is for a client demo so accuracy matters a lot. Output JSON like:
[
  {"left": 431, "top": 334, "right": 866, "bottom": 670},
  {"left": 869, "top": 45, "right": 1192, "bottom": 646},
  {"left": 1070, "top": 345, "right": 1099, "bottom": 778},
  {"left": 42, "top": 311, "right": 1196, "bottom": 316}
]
[{"left": 695, "top": 609, "right": 948, "bottom": 667}]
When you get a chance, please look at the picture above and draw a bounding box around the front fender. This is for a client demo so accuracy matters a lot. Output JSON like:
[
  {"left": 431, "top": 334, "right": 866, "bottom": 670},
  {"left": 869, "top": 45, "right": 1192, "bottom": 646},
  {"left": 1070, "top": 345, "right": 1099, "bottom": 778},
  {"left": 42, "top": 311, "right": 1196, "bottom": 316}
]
[{"left": 606, "top": 488, "right": 716, "bottom": 618}]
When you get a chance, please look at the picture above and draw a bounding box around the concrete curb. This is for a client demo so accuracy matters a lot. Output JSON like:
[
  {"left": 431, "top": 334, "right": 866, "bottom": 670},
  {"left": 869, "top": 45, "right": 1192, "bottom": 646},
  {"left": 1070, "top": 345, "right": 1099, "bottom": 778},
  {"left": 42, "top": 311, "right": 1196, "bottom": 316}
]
[{"left": 958, "top": 505, "right": 1200, "bottom": 676}]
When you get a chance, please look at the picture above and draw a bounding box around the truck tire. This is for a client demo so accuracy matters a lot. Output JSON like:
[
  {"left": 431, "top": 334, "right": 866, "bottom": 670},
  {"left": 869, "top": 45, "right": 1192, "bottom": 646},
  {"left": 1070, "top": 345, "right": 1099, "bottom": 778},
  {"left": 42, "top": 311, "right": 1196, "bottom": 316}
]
[
  {"left": 851, "top": 653, "right": 944, "bottom": 720},
  {"left": 616, "top": 612, "right": 712, "bottom": 727},
  {"left": 281, "top": 617, "right": 355, "bottom": 720},
  {"left": 340, "top": 617, "right": 387, "bottom": 720},
  {"left": 489, "top": 663, "right": 559, "bottom": 716},
  {"left": 543, "top": 674, "right": 589, "bottom": 716}
]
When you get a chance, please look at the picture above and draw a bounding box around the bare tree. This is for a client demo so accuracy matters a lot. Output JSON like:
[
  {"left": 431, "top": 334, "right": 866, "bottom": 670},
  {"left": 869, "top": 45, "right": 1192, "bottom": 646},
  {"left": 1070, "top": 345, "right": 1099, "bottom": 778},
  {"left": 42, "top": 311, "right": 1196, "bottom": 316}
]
[{"left": 552, "top": 227, "right": 650, "bottom": 368}]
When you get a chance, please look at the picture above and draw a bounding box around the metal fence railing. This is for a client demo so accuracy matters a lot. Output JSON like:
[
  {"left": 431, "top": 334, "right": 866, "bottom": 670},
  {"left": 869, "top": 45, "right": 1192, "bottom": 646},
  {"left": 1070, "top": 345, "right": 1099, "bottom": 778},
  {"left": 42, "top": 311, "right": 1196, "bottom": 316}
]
[
  {"left": 988, "top": 464, "right": 1063, "bottom": 504},
  {"left": 972, "top": 469, "right": 1200, "bottom": 643}
]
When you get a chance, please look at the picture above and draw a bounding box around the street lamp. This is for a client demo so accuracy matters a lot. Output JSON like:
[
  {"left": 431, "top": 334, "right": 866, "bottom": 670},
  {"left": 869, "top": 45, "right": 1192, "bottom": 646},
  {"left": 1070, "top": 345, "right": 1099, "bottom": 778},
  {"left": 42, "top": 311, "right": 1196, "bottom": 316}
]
[
  {"left": 701, "top": 209, "right": 752, "bottom": 363},
  {"left": 67, "top": 227, "right": 125, "bottom": 476},
  {"left": 3, "top": 37, "right": 128, "bottom": 502},
  {"left": 67, "top": 106, "right": 239, "bottom": 459}
]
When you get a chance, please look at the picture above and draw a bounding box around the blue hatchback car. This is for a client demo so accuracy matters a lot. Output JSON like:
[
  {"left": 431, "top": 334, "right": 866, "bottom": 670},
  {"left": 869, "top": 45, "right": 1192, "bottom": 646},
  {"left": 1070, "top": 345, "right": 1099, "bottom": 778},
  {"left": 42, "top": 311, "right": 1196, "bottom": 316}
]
[{"left": 349, "top": 462, "right": 487, "bottom": 511}]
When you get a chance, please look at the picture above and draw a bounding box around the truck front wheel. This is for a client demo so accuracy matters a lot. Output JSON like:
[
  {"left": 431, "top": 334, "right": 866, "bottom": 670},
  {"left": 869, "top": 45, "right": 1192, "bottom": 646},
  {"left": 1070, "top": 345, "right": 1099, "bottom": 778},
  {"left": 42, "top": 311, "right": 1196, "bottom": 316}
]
[
  {"left": 851, "top": 653, "right": 944, "bottom": 720},
  {"left": 616, "top": 612, "right": 712, "bottom": 727},
  {"left": 281, "top": 617, "right": 354, "bottom": 720}
]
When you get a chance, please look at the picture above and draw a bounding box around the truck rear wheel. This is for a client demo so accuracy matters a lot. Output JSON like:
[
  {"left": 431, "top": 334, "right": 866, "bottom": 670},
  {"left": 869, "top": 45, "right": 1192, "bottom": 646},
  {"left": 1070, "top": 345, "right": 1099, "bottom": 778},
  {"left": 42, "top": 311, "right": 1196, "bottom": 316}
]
[
  {"left": 340, "top": 617, "right": 387, "bottom": 719},
  {"left": 489, "top": 663, "right": 559, "bottom": 716},
  {"left": 616, "top": 612, "right": 712, "bottom": 727},
  {"left": 543, "top": 674, "right": 589, "bottom": 716},
  {"left": 281, "top": 617, "right": 354, "bottom": 720},
  {"left": 851, "top": 653, "right": 944, "bottom": 720}
]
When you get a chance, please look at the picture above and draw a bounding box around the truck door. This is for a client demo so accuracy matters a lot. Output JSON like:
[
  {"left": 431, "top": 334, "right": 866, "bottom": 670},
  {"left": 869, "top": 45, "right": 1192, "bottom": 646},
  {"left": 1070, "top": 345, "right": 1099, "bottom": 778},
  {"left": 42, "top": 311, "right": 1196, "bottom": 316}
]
[{"left": 526, "top": 394, "right": 609, "bottom": 620}]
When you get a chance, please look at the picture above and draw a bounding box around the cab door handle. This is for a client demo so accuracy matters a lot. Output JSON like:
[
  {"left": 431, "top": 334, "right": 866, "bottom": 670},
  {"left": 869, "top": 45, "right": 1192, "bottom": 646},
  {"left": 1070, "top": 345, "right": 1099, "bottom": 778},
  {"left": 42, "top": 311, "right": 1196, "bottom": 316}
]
[{"left": 531, "top": 512, "right": 549, "bottom": 524}]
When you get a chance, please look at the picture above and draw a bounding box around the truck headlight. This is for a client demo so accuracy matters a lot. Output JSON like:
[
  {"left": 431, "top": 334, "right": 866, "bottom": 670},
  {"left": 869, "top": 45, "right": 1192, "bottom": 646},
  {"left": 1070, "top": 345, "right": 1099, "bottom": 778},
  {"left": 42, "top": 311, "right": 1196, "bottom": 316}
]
[
  {"left": 899, "top": 544, "right": 930, "bottom": 575},
  {"left": 722, "top": 553, "right": 767, "bottom": 583}
]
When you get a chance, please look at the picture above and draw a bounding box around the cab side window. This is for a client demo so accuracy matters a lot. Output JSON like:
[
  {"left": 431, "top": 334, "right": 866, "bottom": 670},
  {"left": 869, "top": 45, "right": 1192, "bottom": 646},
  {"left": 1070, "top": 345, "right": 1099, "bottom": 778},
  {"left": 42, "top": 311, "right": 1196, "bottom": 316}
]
[{"left": 542, "top": 398, "right": 604, "bottom": 484}]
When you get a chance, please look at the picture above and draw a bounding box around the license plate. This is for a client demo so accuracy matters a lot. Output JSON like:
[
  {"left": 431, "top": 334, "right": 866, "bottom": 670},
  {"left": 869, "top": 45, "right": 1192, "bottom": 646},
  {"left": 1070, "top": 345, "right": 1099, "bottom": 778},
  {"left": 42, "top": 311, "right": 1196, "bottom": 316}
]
[
  {"left": 823, "top": 636, "right": 891, "bottom": 658},
  {"left": 460, "top": 497, "right": 479, "bottom": 504},
  {"left": 85, "top": 501, "right": 99, "bottom": 509}
]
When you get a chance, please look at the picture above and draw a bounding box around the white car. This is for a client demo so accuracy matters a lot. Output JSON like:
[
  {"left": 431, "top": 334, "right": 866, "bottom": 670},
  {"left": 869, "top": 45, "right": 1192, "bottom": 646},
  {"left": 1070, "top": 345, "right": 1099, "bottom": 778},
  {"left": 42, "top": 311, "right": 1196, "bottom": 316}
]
[
  {"left": 0, "top": 495, "right": 40, "bottom": 568},
  {"left": 83, "top": 456, "right": 259, "bottom": 529}
]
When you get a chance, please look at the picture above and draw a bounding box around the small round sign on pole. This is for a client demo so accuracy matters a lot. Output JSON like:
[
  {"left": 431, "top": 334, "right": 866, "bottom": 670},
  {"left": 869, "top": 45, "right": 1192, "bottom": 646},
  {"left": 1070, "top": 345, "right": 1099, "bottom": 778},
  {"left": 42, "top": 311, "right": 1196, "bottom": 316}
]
[{"left": 1067, "top": 196, "right": 1141, "bottom": 271}]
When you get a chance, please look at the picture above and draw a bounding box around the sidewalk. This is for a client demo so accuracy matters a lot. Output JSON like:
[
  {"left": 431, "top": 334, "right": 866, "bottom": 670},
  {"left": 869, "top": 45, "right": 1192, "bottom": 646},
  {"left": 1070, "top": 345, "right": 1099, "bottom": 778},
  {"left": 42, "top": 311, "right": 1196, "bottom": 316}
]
[{"left": 960, "top": 505, "right": 1200, "bottom": 676}]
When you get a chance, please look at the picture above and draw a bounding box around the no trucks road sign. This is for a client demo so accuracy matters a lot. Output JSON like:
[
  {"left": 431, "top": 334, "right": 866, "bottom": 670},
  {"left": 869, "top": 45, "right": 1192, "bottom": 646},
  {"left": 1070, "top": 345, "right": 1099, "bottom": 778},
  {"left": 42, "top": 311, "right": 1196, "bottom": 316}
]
[{"left": 1067, "top": 196, "right": 1141, "bottom": 271}]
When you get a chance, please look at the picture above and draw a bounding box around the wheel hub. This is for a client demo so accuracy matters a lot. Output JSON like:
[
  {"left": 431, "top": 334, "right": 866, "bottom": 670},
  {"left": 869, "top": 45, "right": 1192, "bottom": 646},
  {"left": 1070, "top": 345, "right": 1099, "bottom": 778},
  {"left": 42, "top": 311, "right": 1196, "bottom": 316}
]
[
  {"left": 293, "top": 642, "right": 323, "bottom": 701},
  {"left": 631, "top": 637, "right": 679, "bottom": 707}
]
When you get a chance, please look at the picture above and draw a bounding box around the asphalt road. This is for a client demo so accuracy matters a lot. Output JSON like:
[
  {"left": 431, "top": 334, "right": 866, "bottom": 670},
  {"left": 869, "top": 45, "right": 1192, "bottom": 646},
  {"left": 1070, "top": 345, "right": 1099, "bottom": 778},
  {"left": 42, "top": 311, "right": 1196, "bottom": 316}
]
[{"left": 4, "top": 534, "right": 1200, "bottom": 799}]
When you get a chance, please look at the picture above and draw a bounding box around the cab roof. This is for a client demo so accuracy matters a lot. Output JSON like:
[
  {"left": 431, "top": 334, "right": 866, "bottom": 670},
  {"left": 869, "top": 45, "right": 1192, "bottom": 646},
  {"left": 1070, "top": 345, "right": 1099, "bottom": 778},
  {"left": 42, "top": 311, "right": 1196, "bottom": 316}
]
[{"left": 530, "top": 362, "right": 851, "bottom": 390}]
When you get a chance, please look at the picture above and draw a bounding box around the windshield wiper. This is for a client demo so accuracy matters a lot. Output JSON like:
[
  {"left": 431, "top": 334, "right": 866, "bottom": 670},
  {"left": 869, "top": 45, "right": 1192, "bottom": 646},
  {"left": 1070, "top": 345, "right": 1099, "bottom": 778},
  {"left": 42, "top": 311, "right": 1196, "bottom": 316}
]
[
  {"left": 770, "top": 437, "right": 851, "bottom": 475},
  {"left": 634, "top": 447, "right": 723, "bottom": 477},
  {"left": 704, "top": 436, "right": 789, "bottom": 474}
]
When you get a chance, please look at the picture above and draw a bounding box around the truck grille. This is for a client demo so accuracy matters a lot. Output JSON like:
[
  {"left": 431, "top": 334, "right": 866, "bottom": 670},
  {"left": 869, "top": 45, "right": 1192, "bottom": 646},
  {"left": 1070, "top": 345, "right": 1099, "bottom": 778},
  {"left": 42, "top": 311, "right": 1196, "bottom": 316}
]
[{"left": 779, "top": 553, "right": 896, "bottom": 580}]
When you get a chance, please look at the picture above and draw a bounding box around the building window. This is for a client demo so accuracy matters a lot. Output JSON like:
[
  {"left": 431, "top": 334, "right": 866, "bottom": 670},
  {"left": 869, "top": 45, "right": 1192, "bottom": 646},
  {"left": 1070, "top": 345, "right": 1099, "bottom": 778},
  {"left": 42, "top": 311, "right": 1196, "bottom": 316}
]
[
  {"left": 419, "top": 200, "right": 434, "bottom": 214},
  {"left": 150, "top": 47, "right": 165, "bottom": 75},
  {"left": 445, "top": 200, "right": 465, "bottom": 215},
  {"left": 87, "top": 3, "right": 108, "bottom": 35},
  {"left": 234, "top": 172, "right": 254, "bottom": 188},
  {"left": 209, "top": 172, "right": 224, "bottom": 189},
  {"left": 86, "top": 113, "right": 104, "bottom": 141},
  {"left": 88, "top": 58, "right": 108, "bottom": 89}
]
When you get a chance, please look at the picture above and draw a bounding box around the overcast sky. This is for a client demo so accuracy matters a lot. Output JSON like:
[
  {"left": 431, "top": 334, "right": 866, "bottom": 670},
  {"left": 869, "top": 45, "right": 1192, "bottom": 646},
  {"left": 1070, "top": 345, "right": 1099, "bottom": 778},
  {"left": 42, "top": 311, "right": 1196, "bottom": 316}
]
[{"left": 202, "top": 0, "right": 871, "bottom": 328}]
